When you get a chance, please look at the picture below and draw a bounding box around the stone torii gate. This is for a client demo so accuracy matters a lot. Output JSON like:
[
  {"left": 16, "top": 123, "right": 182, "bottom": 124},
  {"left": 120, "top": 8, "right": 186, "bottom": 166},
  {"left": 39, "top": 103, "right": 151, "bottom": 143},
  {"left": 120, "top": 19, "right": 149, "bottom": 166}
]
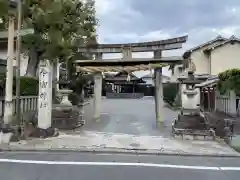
[{"left": 75, "top": 36, "right": 188, "bottom": 126}]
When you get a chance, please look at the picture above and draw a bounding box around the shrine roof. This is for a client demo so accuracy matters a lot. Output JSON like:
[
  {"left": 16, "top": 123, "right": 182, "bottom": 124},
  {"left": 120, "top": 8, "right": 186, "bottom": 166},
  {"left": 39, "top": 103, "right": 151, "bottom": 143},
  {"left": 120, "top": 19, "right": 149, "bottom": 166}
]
[
  {"left": 196, "top": 77, "right": 219, "bottom": 88},
  {"left": 180, "top": 79, "right": 203, "bottom": 84},
  {"left": 105, "top": 71, "right": 141, "bottom": 81}
]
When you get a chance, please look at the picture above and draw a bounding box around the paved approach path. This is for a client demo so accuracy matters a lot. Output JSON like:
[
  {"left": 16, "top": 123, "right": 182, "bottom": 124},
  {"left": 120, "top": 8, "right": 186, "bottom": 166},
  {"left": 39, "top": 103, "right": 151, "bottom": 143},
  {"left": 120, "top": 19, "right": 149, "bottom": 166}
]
[
  {"left": 83, "top": 98, "right": 177, "bottom": 136},
  {"left": 2, "top": 98, "right": 238, "bottom": 156}
]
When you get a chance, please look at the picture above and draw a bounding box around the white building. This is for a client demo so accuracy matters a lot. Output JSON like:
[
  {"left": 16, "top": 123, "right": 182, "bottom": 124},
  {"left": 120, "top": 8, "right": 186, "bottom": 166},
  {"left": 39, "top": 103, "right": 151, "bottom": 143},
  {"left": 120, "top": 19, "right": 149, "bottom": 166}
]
[
  {"left": 0, "top": 30, "right": 30, "bottom": 76},
  {"left": 173, "top": 35, "right": 240, "bottom": 77}
]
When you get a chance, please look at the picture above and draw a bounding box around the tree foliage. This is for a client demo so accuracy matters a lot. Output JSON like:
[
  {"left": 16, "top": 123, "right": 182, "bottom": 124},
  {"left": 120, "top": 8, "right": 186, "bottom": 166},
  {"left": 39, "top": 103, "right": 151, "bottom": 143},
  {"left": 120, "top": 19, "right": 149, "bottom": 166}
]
[
  {"left": 163, "top": 83, "right": 179, "bottom": 105},
  {"left": 0, "top": 73, "right": 38, "bottom": 96},
  {"left": 217, "top": 69, "right": 240, "bottom": 95},
  {"left": 0, "top": 0, "right": 97, "bottom": 76}
]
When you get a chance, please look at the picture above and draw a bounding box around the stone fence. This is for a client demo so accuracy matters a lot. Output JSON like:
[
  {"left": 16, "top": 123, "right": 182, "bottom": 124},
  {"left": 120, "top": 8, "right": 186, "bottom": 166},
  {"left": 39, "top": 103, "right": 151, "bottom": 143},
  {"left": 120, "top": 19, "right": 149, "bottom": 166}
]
[
  {"left": 106, "top": 92, "right": 144, "bottom": 99},
  {"left": 0, "top": 95, "right": 92, "bottom": 131},
  {"left": 0, "top": 96, "right": 38, "bottom": 118},
  {"left": 216, "top": 90, "right": 240, "bottom": 117}
]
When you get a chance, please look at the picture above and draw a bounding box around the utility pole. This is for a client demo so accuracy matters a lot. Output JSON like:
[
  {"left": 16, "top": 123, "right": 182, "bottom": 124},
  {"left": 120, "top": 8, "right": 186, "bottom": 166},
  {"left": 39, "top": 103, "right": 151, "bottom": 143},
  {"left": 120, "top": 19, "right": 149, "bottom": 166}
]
[
  {"left": 16, "top": 0, "right": 22, "bottom": 126},
  {"left": 3, "top": 0, "right": 17, "bottom": 126}
]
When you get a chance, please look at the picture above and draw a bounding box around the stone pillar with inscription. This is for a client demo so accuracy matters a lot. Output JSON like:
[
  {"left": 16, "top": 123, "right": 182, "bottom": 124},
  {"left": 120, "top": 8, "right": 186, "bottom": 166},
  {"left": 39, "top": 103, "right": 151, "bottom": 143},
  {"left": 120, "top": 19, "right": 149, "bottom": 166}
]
[
  {"left": 38, "top": 60, "right": 53, "bottom": 129},
  {"left": 93, "top": 53, "right": 103, "bottom": 120},
  {"left": 154, "top": 50, "right": 164, "bottom": 126}
]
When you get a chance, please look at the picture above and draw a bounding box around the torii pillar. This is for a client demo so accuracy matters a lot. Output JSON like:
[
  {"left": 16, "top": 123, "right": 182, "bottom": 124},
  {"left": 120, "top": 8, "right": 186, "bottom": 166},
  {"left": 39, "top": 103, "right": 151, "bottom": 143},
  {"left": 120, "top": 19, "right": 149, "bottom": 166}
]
[
  {"left": 93, "top": 53, "right": 103, "bottom": 120},
  {"left": 154, "top": 50, "right": 164, "bottom": 127}
]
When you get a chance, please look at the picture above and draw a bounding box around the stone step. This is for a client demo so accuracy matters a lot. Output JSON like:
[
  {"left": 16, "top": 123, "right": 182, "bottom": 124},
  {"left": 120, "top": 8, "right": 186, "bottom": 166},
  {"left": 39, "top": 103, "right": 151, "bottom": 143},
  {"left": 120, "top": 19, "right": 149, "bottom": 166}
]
[{"left": 173, "top": 134, "right": 215, "bottom": 141}]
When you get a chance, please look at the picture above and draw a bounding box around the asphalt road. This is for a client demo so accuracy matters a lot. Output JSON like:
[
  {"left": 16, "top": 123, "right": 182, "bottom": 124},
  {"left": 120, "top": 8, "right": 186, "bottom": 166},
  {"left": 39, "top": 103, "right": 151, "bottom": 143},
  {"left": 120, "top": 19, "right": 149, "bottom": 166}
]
[
  {"left": 83, "top": 98, "right": 177, "bottom": 136},
  {"left": 0, "top": 151, "right": 240, "bottom": 180}
]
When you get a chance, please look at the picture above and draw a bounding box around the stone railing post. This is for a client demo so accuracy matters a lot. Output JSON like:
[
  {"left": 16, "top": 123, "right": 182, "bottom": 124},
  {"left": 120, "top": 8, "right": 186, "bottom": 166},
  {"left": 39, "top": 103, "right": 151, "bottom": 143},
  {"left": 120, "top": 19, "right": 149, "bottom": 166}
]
[{"left": 229, "top": 90, "right": 237, "bottom": 116}]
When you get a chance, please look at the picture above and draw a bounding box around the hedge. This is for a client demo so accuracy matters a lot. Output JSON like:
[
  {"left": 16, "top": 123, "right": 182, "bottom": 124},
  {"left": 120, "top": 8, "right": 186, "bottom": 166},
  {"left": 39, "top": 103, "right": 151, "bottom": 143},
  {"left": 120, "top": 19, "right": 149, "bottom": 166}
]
[
  {"left": 163, "top": 83, "right": 179, "bottom": 105},
  {"left": 0, "top": 73, "right": 39, "bottom": 96}
]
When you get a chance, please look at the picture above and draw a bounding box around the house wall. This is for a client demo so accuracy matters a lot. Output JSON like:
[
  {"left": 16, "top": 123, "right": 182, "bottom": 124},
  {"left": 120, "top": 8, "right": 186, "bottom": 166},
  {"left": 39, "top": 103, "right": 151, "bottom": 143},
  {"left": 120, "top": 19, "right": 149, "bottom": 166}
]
[
  {"left": 190, "top": 49, "right": 210, "bottom": 74},
  {"left": 210, "top": 42, "right": 240, "bottom": 75},
  {"left": 171, "top": 64, "right": 186, "bottom": 82},
  {"left": 187, "top": 40, "right": 224, "bottom": 75}
]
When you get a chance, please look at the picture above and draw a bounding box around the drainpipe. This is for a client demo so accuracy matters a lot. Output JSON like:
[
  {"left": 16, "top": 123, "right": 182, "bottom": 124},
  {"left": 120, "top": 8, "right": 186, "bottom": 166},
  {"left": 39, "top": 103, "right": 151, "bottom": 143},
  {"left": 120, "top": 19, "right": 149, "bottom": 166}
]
[{"left": 208, "top": 52, "right": 212, "bottom": 75}]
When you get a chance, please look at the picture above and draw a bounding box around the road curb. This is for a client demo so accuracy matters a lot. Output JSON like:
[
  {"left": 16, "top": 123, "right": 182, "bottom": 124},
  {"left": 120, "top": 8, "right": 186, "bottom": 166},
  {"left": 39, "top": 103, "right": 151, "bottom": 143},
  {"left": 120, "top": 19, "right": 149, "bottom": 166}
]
[{"left": 1, "top": 146, "right": 240, "bottom": 158}]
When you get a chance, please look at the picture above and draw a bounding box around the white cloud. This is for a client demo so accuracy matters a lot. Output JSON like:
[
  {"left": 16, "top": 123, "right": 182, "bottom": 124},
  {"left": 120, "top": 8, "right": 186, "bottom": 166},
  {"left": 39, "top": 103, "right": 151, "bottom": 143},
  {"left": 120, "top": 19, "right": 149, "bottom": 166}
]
[
  {"left": 94, "top": 0, "right": 240, "bottom": 77},
  {"left": 95, "top": 0, "right": 141, "bottom": 18},
  {"left": 95, "top": 0, "right": 112, "bottom": 16},
  {"left": 213, "top": 26, "right": 240, "bottom": 37}
]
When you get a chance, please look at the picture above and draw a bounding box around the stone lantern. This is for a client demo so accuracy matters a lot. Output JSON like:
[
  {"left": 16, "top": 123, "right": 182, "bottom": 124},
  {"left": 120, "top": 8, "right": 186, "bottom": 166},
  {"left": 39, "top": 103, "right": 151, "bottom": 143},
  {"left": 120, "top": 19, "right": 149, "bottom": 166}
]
[
  {"left": 57, "top": 62, "right": 73, "bottom": 107},
  {"left": 178, "top": 71, "right": 203, "bottom": 112}
]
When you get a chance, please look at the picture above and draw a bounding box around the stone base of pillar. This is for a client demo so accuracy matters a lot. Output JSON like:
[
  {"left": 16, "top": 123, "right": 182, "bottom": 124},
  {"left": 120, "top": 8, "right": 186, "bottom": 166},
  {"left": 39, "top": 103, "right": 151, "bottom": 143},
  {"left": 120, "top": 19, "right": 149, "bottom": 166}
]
[
  {"left": 0, "top": 124, "right": 21, "bottom": 142},
  {"left": 0, "top": 120, "right": 59, "bottom": 142},
  {"left": 28, "top": 127, "right": 59, "bottom": 138},
  {"left": 52, "top": 105, "right": 85, "bottom": 130},
  {"left": 0, "top": 123, "right": 13, "bottom": 133}
]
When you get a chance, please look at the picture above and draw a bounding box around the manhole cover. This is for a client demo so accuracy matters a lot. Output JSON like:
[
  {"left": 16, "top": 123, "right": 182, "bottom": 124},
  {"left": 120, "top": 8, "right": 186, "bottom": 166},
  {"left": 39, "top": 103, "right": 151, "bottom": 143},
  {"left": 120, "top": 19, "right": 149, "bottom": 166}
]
[{"left": 129, "top": 143, "right": 140, "bottom": 147}]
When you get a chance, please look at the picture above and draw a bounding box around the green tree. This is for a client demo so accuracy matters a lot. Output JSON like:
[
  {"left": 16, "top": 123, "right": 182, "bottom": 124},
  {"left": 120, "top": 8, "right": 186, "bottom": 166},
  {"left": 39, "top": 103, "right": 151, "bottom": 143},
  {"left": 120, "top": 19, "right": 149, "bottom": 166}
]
[
  {"left": 217, "top": 68, "right": 240, "bottom": 95},
  {"left": 163, "top": 83, "right": 179, "bottom": 105},
  {"left": 0, "top": 0, "right": 97, "bottom": 77}
]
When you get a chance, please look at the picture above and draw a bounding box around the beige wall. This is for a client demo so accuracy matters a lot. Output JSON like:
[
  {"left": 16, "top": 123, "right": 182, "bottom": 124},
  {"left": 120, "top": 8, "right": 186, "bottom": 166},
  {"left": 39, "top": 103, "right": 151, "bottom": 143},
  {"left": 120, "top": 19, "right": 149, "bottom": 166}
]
[
  {"left": 188, "top": 40, "right": 224, "bottom": 75},
  {"left": 210, "top": 42, "right": 240, "bottom": 75},
  {"left": 171, "top": 64, "right": 185, "bottom": 82},
  {"left": 191, "top": 49, "right": 209, "bottom": 74}
]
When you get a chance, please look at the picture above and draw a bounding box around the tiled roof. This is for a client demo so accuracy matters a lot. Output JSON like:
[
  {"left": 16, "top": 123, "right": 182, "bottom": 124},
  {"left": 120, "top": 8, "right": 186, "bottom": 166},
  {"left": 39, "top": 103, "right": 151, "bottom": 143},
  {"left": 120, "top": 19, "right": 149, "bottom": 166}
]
[
  {"left": 142, "top": 72, "right": 170, "bottom": 79},
  {"left": 183, "top": 35, "right": 227, "bottom": 58},
  {"left": 204, "top": 35, "right": 240, "bottom": 52},
  {"left": 185, "top": 35, "right": 227, "bottom": 53}
]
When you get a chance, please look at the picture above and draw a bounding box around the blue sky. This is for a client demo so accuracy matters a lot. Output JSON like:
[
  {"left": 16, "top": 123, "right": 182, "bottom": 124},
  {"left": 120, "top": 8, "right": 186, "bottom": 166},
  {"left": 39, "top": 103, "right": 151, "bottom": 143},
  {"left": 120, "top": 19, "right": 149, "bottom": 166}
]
[{"left": 95, "top": 0, "right": 240, "bottom": 76}]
